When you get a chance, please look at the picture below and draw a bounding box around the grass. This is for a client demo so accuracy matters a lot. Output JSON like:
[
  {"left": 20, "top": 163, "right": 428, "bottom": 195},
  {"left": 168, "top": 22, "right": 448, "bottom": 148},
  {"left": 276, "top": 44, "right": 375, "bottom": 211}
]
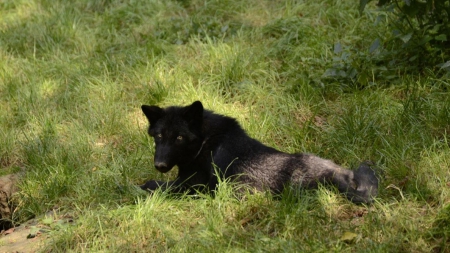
[{"left": 1, "top": 0, "right": 450, "bottom": 252}]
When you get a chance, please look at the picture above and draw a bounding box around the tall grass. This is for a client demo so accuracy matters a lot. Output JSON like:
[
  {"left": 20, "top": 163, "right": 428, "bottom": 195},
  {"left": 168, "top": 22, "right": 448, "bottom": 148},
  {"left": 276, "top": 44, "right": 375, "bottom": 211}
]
[{"left": 1, "top": 0, "right": 449, "bottom": 252}]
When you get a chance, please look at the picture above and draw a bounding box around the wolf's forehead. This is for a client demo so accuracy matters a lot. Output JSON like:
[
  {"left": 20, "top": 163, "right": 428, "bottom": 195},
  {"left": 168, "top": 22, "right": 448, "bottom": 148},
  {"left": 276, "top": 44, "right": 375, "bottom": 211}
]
[{"left": 154, "top": 116, "right": 189, "bottom": 133}]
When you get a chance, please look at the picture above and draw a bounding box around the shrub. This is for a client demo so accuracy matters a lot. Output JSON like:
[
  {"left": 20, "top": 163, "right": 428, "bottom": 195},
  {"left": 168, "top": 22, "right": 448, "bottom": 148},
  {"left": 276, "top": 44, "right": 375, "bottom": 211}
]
[{"left": 360, "top": 0, "right": 450, "bottom": 77}]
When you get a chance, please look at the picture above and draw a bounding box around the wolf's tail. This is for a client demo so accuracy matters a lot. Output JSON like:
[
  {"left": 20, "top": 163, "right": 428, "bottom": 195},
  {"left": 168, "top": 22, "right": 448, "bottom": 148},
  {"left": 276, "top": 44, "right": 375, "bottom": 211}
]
[{"left": 345, "top": 162, "right": 379, "bottom": 204}]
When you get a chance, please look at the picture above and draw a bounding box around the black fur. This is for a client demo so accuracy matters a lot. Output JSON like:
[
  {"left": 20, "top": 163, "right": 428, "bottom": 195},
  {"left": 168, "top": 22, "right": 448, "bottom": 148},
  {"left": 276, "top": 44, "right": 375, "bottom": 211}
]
[{"left": 140, "top": 101, "right": 378, "bottom": 204}]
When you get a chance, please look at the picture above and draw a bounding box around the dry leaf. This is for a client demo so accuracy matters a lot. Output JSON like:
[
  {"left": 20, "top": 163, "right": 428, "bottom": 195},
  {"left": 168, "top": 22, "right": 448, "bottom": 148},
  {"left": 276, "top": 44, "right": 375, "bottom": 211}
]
[{"left": 340, "top": 231, "right": 358, "bottom": 243}]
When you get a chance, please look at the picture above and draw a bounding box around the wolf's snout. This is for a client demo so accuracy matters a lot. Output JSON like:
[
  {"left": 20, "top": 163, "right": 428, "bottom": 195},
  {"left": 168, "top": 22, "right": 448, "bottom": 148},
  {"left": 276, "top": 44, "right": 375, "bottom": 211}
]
[{"left": 154, "top": 162, "right": 169, "bottom": 172}]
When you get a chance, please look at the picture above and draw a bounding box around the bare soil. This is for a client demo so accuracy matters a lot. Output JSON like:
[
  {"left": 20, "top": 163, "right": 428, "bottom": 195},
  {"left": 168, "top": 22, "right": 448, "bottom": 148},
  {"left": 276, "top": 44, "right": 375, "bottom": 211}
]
[{"left": 0, "top": 219, "right": 47, "bottom": 253}]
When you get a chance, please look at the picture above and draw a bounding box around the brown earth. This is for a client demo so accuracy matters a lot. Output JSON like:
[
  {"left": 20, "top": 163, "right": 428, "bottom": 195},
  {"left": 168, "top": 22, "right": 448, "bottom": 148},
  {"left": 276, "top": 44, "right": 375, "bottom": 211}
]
[{"left": 0, "top": 219, "right": 47, "bottom": 253}]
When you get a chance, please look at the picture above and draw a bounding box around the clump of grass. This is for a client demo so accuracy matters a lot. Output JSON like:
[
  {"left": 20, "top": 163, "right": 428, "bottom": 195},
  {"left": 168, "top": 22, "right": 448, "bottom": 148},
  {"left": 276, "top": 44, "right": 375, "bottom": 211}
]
[{"left": 429, "top": 204, "right": 450, "bottom": 252}]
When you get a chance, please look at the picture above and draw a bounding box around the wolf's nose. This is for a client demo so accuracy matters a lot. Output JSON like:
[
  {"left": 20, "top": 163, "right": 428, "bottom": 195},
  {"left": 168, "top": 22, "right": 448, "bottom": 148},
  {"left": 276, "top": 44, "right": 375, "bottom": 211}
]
[{"left": 155, "top": 162, "right": 168, "bottom": 171}]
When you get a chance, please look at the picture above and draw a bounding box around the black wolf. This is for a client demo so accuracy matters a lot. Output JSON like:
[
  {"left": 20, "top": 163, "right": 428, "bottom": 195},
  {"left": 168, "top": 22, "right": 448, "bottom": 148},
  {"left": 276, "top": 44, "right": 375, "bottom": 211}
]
[{"left": 140, "top": 101, "right": 378, "bottom": 204}]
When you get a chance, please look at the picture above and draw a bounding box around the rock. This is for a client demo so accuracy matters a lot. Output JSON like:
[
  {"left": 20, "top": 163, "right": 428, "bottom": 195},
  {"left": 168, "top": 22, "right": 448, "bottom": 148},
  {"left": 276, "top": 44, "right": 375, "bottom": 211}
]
[{"left": 0, "top": 174, "right": 19, "bottom": 229}]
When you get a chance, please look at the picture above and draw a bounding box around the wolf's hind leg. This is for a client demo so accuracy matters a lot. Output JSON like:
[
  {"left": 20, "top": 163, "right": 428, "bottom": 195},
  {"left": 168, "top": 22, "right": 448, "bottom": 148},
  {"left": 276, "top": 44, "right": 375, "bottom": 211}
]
[
  {"left": 344, "top": 162, "right": 378, "bottom": 204},
  {"left": 326, "top": 161, "right": 378, "bottom": 204},
  {"left": 293, "top": 155, "right": 379, "bottom": 204}
]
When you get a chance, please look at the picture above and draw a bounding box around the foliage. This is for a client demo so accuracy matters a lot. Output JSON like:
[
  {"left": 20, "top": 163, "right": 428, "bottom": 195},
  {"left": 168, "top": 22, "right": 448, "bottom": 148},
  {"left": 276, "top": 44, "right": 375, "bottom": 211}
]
[
  {"left": 322, "top": 39, "right": 399, "bottom": 89},
  {"left": 324, "top": 0, "right": 450, "bottom": 89},
  {"left": 360, "top": 0, "right": 450, "bottom": 76}
]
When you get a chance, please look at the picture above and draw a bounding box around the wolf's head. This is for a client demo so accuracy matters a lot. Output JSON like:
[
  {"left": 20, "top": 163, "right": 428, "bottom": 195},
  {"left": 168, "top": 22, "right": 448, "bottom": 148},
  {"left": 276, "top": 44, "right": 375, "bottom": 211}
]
[{"left": 141, "top": 101, "right": 204, "bottom": 173}]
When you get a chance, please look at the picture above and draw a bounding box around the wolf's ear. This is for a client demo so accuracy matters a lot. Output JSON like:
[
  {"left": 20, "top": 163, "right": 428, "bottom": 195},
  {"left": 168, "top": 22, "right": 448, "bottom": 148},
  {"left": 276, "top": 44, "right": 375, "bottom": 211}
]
[
  {"left": 141, "top": 105, "right": 164, "bottom": 126},
  {"left": 183, "top": 101, "right": 203, "bottom": 124}
]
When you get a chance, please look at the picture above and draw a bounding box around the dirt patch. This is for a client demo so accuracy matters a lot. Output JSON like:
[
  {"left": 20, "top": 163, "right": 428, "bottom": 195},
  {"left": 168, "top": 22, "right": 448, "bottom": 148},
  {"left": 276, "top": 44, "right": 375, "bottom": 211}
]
[
  {"left": 0, "top": 219, "right": 47, "bottom": 253},
  {"left": 0, "top": 173, "right": 47, "bottom": 252}
]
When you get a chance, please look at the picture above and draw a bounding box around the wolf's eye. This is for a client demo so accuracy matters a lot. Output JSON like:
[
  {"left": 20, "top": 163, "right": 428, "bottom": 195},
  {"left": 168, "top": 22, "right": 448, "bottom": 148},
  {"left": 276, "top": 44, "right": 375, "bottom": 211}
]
[
  {"left": 156, "top": 133, "right": 162, "bottom": 138},
  {"left": 176, "top": 136, "right": 183, "bottom": 141}
]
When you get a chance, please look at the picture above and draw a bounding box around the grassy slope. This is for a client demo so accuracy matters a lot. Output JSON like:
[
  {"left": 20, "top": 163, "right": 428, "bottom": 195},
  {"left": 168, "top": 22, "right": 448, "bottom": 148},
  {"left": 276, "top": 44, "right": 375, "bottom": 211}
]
[{"left": 1, "top": 0, "right": 449, "bottom": 252}]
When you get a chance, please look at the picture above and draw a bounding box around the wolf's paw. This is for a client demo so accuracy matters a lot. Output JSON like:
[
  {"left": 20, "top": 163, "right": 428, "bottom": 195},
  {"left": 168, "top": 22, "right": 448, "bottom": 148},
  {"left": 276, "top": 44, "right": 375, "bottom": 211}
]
[
  {"left": 140, "top": 180, "right": 160, "bottom": 191},
  {"left": 347, "top": 162, "right": 379, "bottom": 204}
]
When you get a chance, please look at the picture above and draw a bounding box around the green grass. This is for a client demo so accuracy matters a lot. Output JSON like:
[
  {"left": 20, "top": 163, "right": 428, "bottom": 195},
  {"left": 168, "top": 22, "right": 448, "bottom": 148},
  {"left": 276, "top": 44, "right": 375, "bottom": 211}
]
[{"left": 1, "top": 0, "right": 450, "bottom": 252}]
